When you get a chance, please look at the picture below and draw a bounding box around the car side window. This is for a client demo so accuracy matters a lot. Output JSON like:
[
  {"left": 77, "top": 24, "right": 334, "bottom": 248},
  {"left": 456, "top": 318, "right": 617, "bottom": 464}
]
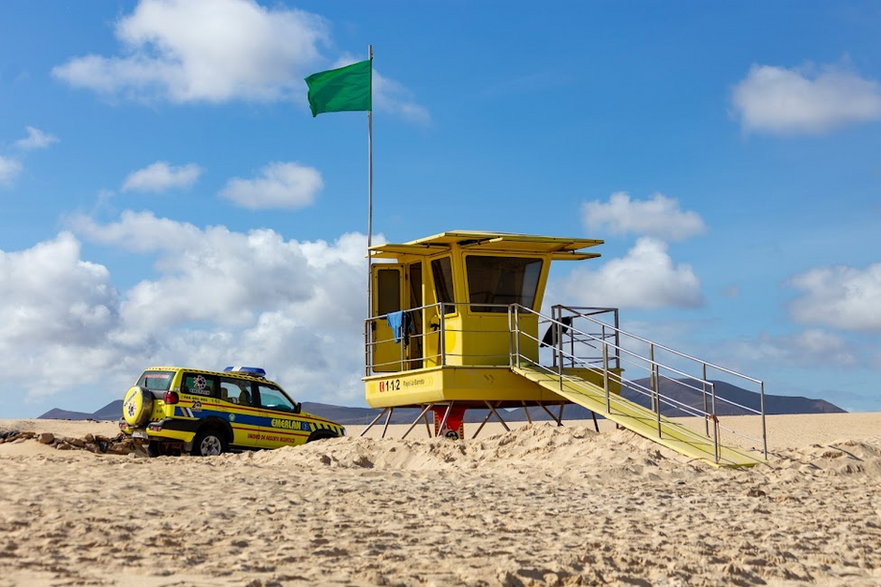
[
  {"left": 219, "top": 378, "right": 250, "bottom": 404},
  {"left": 256, "top": 384, "right": 296, "bottom": 413},
  {"left": 182, "top": 373, "right": 218, "bottom": 397}
]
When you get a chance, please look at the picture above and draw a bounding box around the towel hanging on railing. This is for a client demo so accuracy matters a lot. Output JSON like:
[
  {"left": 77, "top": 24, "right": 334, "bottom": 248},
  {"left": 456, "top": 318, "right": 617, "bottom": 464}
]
[{"left": 386, "top": 310, "right": 414, "bottom": 345}]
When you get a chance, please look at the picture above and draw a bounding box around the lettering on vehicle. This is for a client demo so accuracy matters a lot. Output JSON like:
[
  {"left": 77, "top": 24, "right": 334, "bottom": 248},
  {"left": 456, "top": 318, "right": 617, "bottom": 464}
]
[
  {"left": 271, "top": 418, "right": 311, "bottom": 431},
  {"left": 246, "top": 432, "right": 291, "bottom": 443}
]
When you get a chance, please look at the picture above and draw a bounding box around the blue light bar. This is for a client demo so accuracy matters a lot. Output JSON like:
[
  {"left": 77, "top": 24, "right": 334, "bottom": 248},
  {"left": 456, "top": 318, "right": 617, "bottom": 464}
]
[{"left": 223, "top": 366, "right": 267, "bottom": 378}]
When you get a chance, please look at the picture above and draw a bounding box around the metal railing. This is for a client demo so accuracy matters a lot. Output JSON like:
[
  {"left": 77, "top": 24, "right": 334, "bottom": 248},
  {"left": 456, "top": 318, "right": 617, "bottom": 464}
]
[
  {"left": 365, "top": 302, "right": 515, "bottom": 374},
  {"left": 510, "top": 304, "right": 767, "bottom": 460}
]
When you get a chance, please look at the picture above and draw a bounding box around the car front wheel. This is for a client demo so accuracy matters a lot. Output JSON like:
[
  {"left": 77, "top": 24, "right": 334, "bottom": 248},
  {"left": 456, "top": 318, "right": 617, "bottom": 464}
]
[
  {"left": 191, "top": 428, "right": 227, "bottom": 456},
  {"left": 307, "top": 429, "right": 339, "bottom": 443}
]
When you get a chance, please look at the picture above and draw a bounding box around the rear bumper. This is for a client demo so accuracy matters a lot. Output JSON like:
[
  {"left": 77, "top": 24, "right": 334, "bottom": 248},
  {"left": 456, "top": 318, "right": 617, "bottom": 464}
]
[{"left": 119, "top": 418, "right": 196, "bottom": 443}]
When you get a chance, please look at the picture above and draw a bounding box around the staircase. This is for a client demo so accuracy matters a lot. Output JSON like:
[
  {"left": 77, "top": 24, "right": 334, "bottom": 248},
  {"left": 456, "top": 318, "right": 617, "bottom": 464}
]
[{"left": 508, "top": 305, "right": 768, "bottom": 467}]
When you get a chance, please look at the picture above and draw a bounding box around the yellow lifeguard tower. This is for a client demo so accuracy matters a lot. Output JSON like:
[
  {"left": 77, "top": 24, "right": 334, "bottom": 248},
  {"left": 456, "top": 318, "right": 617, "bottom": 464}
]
[{"left": 363, "top": 230, "right": 767, "bottom": 467}]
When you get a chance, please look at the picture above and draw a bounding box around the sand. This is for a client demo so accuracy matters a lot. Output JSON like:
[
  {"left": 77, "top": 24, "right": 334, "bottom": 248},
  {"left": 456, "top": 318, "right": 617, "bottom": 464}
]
[{"left": 1, "top": 414, "right": 880, "bottom": 586}]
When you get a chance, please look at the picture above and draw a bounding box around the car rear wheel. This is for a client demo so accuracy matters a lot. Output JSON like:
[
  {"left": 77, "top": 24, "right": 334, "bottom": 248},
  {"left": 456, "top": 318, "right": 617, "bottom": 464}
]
[{"left": 191, "top": 428, "right": 227, "bottom": 456}]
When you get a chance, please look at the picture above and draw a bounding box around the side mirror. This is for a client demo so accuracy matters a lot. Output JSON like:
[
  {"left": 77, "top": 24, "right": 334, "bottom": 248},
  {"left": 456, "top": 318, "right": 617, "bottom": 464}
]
[{"left": 294, "top": 402, "right": 302, "bottom": 414}]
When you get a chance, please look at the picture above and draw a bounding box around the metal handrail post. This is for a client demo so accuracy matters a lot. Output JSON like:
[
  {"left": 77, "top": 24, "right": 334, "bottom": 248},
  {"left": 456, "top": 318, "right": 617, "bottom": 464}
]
[
  {"left": 603, "top": 342, "right": 610, "bottom": 413},
  {"left": 702, "top": 363, "right": 709, "bottom": 437},
  {"left": 613, "top": 308, "right": 620, "bottom": 369},
  {"left": 649, "top": 344, "right": 658, "bottom": 413},
  {"left": 710, "top": 382, "right": 719, "bottom": 462},
  {"left": 655, "top": 368, "right": 662, "bottom": 439},
  {"left": 364, "top": 319, "right": 371, "bottom": 376},
  {"left": 439, "top": 310, "right": 446, "bottom": 366},
  {"left": 760, "top": 381, "right": 768, "bottom": 458},
  {"left": 400, "top": 324, "right": 405, "bottom": 371},
  {"left": 514, "top": 306, "right": 521, "bottom": 368},
  {"left": 713, "top": 413, "right": 720, "bottom": 464},
  {"left": 556, "top": 316, "right": 563, "bottom": 389},
  {"left": 507, "top": 307, "right": 513, "bottom": 367}
]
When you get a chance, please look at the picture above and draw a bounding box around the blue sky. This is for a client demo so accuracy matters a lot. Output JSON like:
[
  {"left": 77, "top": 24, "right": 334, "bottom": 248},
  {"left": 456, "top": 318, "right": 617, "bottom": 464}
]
[{"left": 1, "top": 0, "right": 879, "bottom": 417}]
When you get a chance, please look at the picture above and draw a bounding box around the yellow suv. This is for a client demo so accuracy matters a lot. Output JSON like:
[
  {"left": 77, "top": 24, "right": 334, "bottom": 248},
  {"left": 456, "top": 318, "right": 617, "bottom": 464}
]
[{"left": 119, "top": 366, "right": 345, "bottom": 456}]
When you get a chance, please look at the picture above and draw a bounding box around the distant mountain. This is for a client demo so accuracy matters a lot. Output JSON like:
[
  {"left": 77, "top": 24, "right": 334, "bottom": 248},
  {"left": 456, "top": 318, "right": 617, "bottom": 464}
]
[
  {"left": 620, "top": 378, "right": 845, "bottom": 416},
  {"left": 39, "top": 400, "right": 123, "bottom": 421},
  {"left": 39, "top": 379, "right": 844, "bottom": 423}
]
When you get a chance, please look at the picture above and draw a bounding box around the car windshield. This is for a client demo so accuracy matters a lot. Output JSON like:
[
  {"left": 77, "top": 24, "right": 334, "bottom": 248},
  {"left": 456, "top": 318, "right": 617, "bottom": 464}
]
[{"left": 137, "top": 371, "right": 175, "bottom": 391}]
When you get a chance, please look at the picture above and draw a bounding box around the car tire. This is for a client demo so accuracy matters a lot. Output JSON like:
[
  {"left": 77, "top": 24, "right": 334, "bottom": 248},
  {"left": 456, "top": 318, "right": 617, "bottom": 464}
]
[
  {"left": 191, "top": 428, "right": 228, "bottom": 456},
  {"left": 122, "top": 386, "right": 153, "bottom": 427},
  {"left": 307, "top": 429, "right": 338, "bottom": 443},
  {"left": 147, "top": 440, "right": 161, "bottom": 458}
]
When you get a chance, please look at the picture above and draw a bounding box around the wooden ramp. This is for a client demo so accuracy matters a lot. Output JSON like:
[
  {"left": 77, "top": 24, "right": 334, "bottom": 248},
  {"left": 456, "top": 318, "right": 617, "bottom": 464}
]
[{"left": 511, "top": 365, "right": 764, "bottom": 468}]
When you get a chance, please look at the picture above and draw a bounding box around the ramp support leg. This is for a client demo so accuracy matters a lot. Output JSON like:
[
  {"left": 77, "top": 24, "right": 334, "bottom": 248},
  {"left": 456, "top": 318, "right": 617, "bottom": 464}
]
[
  {"left": 436, "top": 403, "right": 453, "bottom": 436},
  {"left": 360, "top": 408, "right": 389, "bottom": 437},
  {"left": 423, "top": 411, "right": 433, "bottom": 438},
  {"left": 484, "top": 401, "right": 511, "bottom": 432},
  {"left": 473, "top": 407, "right": 495, "bottom": 439},
  {"left": 538, "top": 402, "right": 564, "bottom": 426},
  {"left": 381, "top": 407, "right": 394, "bottom": 439},
  {"left": 402, "top": 404, "right": 434, "bottom": 440}
]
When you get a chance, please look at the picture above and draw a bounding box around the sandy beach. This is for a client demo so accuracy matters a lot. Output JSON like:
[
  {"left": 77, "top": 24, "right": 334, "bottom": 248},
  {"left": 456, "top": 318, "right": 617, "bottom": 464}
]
[{"left": 1, "top": 414, "right": 880, "bottom": 586}]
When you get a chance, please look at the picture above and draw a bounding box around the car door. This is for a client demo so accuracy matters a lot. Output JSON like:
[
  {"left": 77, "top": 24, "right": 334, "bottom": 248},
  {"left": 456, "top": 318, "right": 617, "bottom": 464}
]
[{"left": 254, "top": 383, "right": 309, "bottom": 448}]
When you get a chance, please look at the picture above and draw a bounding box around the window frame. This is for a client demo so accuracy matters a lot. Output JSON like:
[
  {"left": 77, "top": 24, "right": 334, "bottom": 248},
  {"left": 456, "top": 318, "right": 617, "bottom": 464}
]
[
  {"left": 180, "top": 372, "right": 219, "bottom": 398},
  {"left": 430, "top": 255, "right": 457, "bottom": 315},
  {"left": 463, "top": 254, "right": 544, "bottom": 314},
  {"left": 254, "top": 383, "right": 301, "bottom": 414}
]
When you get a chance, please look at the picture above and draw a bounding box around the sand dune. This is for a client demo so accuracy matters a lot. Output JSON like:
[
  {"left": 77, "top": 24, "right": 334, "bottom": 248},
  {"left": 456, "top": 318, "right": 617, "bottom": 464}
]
[{"left": 1, "top": 414, "right": 880, "bottom": 585}]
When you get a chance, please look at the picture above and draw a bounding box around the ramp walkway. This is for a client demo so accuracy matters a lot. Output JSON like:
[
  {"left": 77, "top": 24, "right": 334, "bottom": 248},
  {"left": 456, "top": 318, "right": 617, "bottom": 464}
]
[{"left": 511, "top": 364, "right": 764, "bottom": 468}]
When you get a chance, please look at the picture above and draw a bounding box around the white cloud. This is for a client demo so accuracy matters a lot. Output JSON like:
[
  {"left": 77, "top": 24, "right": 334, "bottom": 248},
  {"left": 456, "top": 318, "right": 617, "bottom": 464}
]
[
  {"left": 0, "top": 156, "right": 22, "bottom": 186},
  {"left": 726, "top": 329, "right": 857, "bottom": 368},
  {"left": 789, "top": 263, "right": 881, "bottom": 331},
  {"left": 732, "top": 63, "right": 881, "bottom": 134},
  {"left": 71, "top": 209, "right": 200, "bottom": 253},
  {"left": 0, "top": 216, "right": 370, "bottom": 409},
  {"left": 219, "top": 161, "right": 322, "bottom": 209},
  {"left": 0, "top": 233, "right": 119, "bottom": 348},
  {"left": 52, "top": 0, "right": 327, "bottom": 103},
  {"left": 15, "top": 126, "right": 59, "bottom": 150},
  {"left": 122, "top": 161, "right": 202, "bottom": 192},
  {"left": 374, "top": 69, "right": 431, "bottom": 125},
  {"left": 582, "top": 192, "right": 706, "bottom": 242},
  {"left": 554, "top": 237, "right": 702, "bottom": 309}
]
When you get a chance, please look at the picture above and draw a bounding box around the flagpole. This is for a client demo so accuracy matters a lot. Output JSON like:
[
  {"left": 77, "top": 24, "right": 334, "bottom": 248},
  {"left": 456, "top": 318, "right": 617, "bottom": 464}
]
[{"left": 367, "top": 44, "right": 374, "bottom": 362}]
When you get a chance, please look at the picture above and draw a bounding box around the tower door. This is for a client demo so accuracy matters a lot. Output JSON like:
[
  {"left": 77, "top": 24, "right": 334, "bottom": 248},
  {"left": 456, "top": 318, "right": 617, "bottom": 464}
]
[
  {"left": 407, "top": 262, "right": 424, "bottom": 369},
  {"left": 371, "top": 264, "right": 406, "bottom": 373}
]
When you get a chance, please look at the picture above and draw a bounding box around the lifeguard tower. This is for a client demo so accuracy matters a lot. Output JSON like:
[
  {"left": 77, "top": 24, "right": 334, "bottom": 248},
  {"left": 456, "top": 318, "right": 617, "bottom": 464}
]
[{"left": 363, "top": 231, "right": 767, "bottom": 467}]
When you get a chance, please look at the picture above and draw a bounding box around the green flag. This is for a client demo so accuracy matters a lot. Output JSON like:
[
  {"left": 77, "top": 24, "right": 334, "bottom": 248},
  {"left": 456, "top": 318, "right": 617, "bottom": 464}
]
[{"left": 305, "top": 59, "right": 372, "bottom": 117}]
